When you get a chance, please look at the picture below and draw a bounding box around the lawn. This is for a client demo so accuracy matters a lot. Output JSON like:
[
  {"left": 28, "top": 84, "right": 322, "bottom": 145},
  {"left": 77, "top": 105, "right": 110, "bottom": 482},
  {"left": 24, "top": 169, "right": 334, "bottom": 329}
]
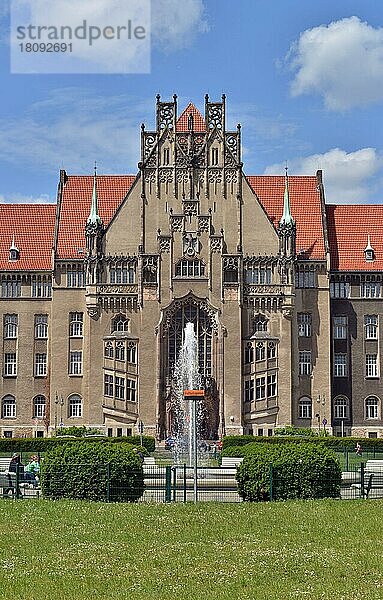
[{"left": 0, "top": 499, "right": 382, "bottom": 600}]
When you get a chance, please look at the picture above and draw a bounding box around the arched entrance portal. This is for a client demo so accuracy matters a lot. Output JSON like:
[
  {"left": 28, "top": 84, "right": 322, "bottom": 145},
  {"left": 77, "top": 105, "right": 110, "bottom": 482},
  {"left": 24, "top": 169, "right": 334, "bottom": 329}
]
[{"left": 160, "top": 294, "right": 221, "bottom": 440}]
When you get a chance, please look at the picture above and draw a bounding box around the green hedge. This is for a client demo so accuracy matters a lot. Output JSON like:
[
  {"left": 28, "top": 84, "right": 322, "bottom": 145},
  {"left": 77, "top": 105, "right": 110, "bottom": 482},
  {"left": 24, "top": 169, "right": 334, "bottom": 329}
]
[
  {"left": 0, "top": 435, "right": 155, "bottom": 454},
  {"left": 236, "top": 442, "right": 341, "bottom": 502},
  {"left": 222, "top": 435, "right": 383, "bottom": 452},
  {"left": 40, "top": 441, "right": 145, "bottom": 502}
]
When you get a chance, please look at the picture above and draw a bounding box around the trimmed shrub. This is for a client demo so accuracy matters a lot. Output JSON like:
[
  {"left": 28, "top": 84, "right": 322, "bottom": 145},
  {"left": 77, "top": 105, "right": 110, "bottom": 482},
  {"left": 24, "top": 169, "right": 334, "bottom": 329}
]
[
  {"left": 236, "top": 442, "right": 341, "bottom": 502},
  {"left": 0, "top": 435, "right": 155, "bottom": 454},
  {"left": 40, "top": 441, "right": 145, "bottom": 502},
  {"left": 274, "top": 426, "right": 319, "bottom": 437},
  {"left": 222, "top": 434, "right": 383, "bottom": 452},
  {"left": 55, "top": 426, "right": 103, "bottom": 437}
]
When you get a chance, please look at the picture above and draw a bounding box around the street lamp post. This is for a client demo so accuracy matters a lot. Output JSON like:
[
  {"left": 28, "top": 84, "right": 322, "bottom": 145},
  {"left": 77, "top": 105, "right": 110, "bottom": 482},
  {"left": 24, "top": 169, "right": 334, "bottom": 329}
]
[
  {"left": 316, "top": 394, "right": 326, "bottom": 434},
  {"left": 55, "top": 392, "right": 64, "bottom": 431}
]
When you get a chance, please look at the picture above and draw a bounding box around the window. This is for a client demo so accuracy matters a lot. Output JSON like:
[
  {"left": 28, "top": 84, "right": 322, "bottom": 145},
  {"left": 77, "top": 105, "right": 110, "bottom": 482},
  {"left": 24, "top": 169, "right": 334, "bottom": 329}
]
[
  {"left": 244, "top": 343, "right": 254, "bottom": 364},
  {"left": 104, "top": 342, "right": 114, "bottom": 358},
  {"left": 32, "top": 276, "right": 51, "bottom": 298},
  {"left": 255, "top": 376, "right": 266, "bottom": 400},
  {"left": 33, "top": 395, "right": 46, "bottom": 418},
  {"left": 104, "top": 374, "right": 113, "bottom": 396},
  {"left": 295, "top": 271, "right": 316, "bottom": 288},
  {"left": 244, "top": 379, "right": 254, "bottom": 402},
  {"left": 299, "top": 351, "right": 311, "bottom": 376},
  {"left": 4, "top": 314, "right": 18, "bottom": 339},
  {"left": 35, "top": 353, "right": 47, "bottom": 377},
  {"left": 110, "top": 266, "right": 135, "bottom": 284},
  {"left": 35, "top": 315, "right": 48, "bottom": 339},
  {"left": 115, "top": 341, "right": 125, "bottom": 361},
  {"left": 333, "top": 316, "right": 347, "bottom": 339},
  {"left": 255, "top": 342, "right": 265, "bottom": 362},
  {"left": 253, "top": 315, "right": 268, "bottom": 333},
  {"left": 1, "top": 279, "right": 21, "bottom": 298},
  {"left": 361, "top": 282, "right": 380, "bottom": 298},
  {"left": 69, "top": 351, "right": 82, "bottom": 375},
  {"left": 163, "top": 147, "right": 170, "bottom": 165},
  {"left": 115, "top": 376, "right": 125, "bottom": 400},
  {"left": 127, "top": 342, "right": 137, "bottom": 364},
  {"left": 223, "top": 268, "right": 238, "bottom": 283},
  {"left": 126, "top": 378, "right": 137, "bottom": 402},
  {"left": 330, "top": 281, "right": 350, "bottom": 298},
  {"left": 365, "top": 396, "right": 379, "bottom": 419},
  {"left": 334, "top": 354, "right": 347, "bottom": 377},
  {"left": 4, "top": 353, "right": 17, "bottom": 376},
  {"left": 365, "top": 315, "right": 378, "bottom": 340},
  {"left": 2, "top": 395, "right": 16, "bottom": 418},
  {"left": 245, "top": 268, "right": 272, "bottom": 285},
  {"left": 111, "top": 315, "right": 128, "bottom": 333},
  {"left": 69, "top": 313, "right": 83, "bottom": 337},
  {"left": 299, "top": 397, "right": 312, "bottom": 419},
  {"left": 267, "top": 342, "right": 276, "bottom": 360},
  {"left": 365, "top": 354, "right": 378, "bottom": 378},
  {"left": 267, "top": 374, "right": 277, "bottom": 397},
  {"left": 333, "top": 397, "right": 348, "bottom": 419},
  {"left": 67, "top": 270, "right": 85, "bottom": 288},
  {"left": 298, "top": 313, "right": 311, "bottom": 337},
  {"left": 175, "top": 259, "right": 205, "bottom": 278},
  {"left": 68, "top": 395, "right": 82, "bottom": 418},
  {"left": 211, "top": 147, "right": 219, "bottom": 165}
]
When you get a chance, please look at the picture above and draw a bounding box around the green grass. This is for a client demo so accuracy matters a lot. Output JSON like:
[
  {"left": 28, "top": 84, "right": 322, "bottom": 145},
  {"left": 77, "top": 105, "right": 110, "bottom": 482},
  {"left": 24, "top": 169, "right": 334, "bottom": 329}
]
[{"left": 0, "top": 499, "right": 382, "bottom": 599}]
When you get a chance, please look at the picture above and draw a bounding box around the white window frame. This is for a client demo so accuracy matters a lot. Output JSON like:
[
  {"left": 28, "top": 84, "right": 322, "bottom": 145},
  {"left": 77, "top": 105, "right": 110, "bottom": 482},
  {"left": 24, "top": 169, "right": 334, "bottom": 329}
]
[
  {"left": 2, "top": 395, "right": 16, "bottom": 418},
  {"left": 35, "top": 353, "right": 47, "bottom": 377},
  {"left": 4, "top": 353, "right": 17, "bottom": 376},
  {"left": 35, "top": 315, "right": 48, "bottom": 339},
  {"left": 245, "top": 268, "right": 272, "bottom": 285},
  {"left": 295, "top": 271, "right": 316, "bottom": 288},
  {"left": 255, "top": 376, "right": 266, "bottom": 401},
  {"left": 175, "top": 259, "right": 205, "bottom": 278},
  {"left": 69, "top": 313, "right": 83, "bottom": 338},
  {"left": 33, "top": 395, "right": 46, "bottom": 418},
  {"left": 330, "top": 281, "right": 350, "bottom": 298},
  {"left": 298, "top": 313, "right": 311, "bottom": 337},
  {"left": 68, "top": 395, "right": 82, "bottom": 418},
  {"left": 115, "top": 376, "right": 125, "bottom": 400},
  {"left": 333, "top": 316, "right": 347, "bottom": 339},
  {"left": 1, "top": 279, "right": 21, "bottom": 298},
  {"left": 4, "top": 314, "right": 18, "bottom": 339},
  {"left": 127, "top": 342, "right": 137, "bottom": 364},
  {"left": 333, "top": 397, "right": 348, "bottom": 420},
  {"left": 299, "top": 397, "right": 312, "bottom": 419},
  {"left": 115, "top": 341, "right": 125, "bottom": 362},
  {"left": 67, "top": 270, "right": 85, "bottom": 288},
  {"left": 267, "top": 373, "right": 277, "bottom": 397},
  {"left": 69, "top": 351, "right": 82, "bottom": 376},
  {"left": 365, "top": 315, "right": 378, "bottom": 340},
  {"left": 365, "top": 396, "right": 379, "bottom": 420},
  {"left": 365, "top": 354, "right": 378, "bottom": 378},
  {"left": 299, "top": 351, "right": 312, "bottom": 376},
  {"left": 126, "top": 378, "right": 137, "bottom": 402},
  {"left": 334, "top": 354, "right": 347, "bottom": 377},
  {"left": 361, "top": 282, "right": 380, "bottom": 299}
]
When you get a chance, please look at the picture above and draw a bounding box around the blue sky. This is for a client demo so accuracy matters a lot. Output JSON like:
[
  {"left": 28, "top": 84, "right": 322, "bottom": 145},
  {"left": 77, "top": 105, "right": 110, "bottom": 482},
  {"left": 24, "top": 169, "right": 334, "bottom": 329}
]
[{"left": 1, "top": 0, "right": 383, "bottom": 204}]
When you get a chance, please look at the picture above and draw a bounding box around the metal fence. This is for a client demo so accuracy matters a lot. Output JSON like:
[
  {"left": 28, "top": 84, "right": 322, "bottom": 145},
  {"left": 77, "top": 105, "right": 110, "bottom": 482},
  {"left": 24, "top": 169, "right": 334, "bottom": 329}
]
[{"left": 1, "top": 458, "right": 382, "bottom": 503}]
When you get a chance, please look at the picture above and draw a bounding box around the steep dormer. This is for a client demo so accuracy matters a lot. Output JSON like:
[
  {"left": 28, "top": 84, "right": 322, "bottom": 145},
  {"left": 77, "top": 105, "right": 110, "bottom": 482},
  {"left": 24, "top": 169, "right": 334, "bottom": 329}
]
[
  {"left": 9, "top": 234, "right": 19, "bottom": 262},
  {"left": 364, "top": 234, "right": 374, "bottom": 262}
]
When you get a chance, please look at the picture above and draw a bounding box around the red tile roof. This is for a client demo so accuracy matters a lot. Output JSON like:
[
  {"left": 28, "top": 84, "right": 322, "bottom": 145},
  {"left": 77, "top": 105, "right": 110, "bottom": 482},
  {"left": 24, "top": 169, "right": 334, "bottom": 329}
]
[
  {"left": 176, "top": 103, "right": 206, "bottom": 132},
  {"left": 57, "top": 175, "right": 135, "bottom": 259},
  {"left": 0, "top": 204, "right": 56, "bottom": 271},
  {"left": 247, "top": 175, "right": 326, "bottom": 260},
  {"left": 327, "top": 204, "right": 383, "bottom": 271}
]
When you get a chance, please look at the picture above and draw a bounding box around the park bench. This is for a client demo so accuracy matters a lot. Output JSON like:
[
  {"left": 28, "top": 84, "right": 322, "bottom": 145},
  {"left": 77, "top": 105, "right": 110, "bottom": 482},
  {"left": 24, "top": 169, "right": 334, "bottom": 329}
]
[
  {"left": 221, "top": 457, "right": 243, "bottom": 468},
  {"left": 0, "top": 457, "right": 11, "bottom": 472},
  {"left": 351, "top": 460, "right": 383, "bottom": 499}
]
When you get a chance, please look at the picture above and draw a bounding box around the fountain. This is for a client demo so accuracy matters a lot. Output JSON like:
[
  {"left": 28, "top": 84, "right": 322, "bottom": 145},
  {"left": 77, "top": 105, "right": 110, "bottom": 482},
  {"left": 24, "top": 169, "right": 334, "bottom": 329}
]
[{"left": 171, "top": 322, "right": 204, "bottom": 468}]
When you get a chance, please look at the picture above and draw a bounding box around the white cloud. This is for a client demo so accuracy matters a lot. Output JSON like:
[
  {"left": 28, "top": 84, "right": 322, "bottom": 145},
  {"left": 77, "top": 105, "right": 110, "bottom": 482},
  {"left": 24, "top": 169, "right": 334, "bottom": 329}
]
[
  {"left": 264, "top": 148, "right": 383, "bottom": 203},
  {"left": 0, "top": 88, "right": 153, "bottom": 174},
  {"left": 0, "top": 193, "right": 53, "bottom": 204},
  {"left": 151, "top": 0, "right": 209, "bottom": 50},
  {"left": 287, "top": 16, "right": 383, "bottom": 110}
]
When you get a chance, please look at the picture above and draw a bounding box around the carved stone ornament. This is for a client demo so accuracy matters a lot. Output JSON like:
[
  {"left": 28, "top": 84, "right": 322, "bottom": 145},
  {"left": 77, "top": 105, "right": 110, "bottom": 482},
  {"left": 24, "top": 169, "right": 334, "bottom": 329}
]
[
  {"left": 159, "top": 168, "right": 173, "bottom": 183},
  {"left": 225, "top": 169, "right": 238, "bottom": 184},
  {"left": 170, "top": 215, "right": 184, "bottom": 232},
  {"left": 207, "top": 103, "right": 223, "bottom": 130},
  {"left": 176, "top": 169, "right": 189, "bottom": 183},
  {"left": 158, "top": 235, "right": 171, "bottom": 253},
  {"left": 210, "top": 236, "right": 222, "bottom": 253},
  {"left": 282, "top": 305, "right": 293, "bottom": 320},
  {"left": 87, "top": 305, "right": 100, "bottom": 320},
  {"left": 144, "top": 133, "right": 156, "bottom": 159},
  {"left": 144, "top": 170, "right": 156, "bottom": 183},
  {"left": 183, "top": 233, "right": 199, "bottom": 257},
  {"left": 208, "top": 169, "right": 222, "bottom": 183},
  {"left": 183, "top": 201, "right": 198, "bottom": 216},
  {"left": 162, "top": 293, "right": 220, "bottom": 335},
  {"left": 198, "top": 215, "right": 210, "bottom": 233},
  {"left": 158, "top": 103, "right": 174, "bottom": 130},
  {"left": 222, "top": 255, "right": 239, "bottom": 271}
]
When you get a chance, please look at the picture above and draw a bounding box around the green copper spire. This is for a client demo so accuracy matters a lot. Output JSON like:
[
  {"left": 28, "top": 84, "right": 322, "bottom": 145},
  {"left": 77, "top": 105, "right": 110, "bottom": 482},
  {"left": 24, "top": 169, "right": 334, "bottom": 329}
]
[
  {"left": 279, "top": 165, "right": 294, "bottom": 227},
  {"left": 87, "top": 162, "right": 102, "bottom": 226}
]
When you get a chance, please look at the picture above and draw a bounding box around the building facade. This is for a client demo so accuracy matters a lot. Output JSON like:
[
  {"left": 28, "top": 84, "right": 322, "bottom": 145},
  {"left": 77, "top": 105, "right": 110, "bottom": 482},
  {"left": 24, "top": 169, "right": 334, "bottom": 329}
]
[{"left": 0, "top": 96, "right": 382, "bottom": 439}]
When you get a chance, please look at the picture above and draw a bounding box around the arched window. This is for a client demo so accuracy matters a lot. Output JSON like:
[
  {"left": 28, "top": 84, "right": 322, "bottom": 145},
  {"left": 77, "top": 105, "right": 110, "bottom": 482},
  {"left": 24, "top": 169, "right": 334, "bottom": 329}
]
[
  {"left": 4, "top": 314, "right": 18, "bottom": 339},
  {"left": 365, "top": 396, "right": 379, "bottom": 420},
  {"left": 68, "top": 394, "right": 82, "bottom": 418},
  {"left": 111, "top": 314, "right": 129, "bottom": 333},
  {"left": 244, "top": 342, "right": 254, "bottom": 364},
  {"left": 175, "top": 259, "right": 205, "bottom": 278},
  {"left": 253, "top": 315, "right": 268, "bottom": 333},
  {"left": 2, "top": 395, "right": 16, "bottom": 418},
  {"left": 333, "top": 396, "right": 349, "bottom": 419},
  {"left": 299, "top": 397, "right": 312, "bottom": 419},
  {"left": 255, "top": 342, "right": 265, "bottom": 361},
  {"left": 104, "top": 341, "right": 114, "bottom": 358},
  {"left": 33, "top": 395, "right": 46, "bottom": 419}
]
